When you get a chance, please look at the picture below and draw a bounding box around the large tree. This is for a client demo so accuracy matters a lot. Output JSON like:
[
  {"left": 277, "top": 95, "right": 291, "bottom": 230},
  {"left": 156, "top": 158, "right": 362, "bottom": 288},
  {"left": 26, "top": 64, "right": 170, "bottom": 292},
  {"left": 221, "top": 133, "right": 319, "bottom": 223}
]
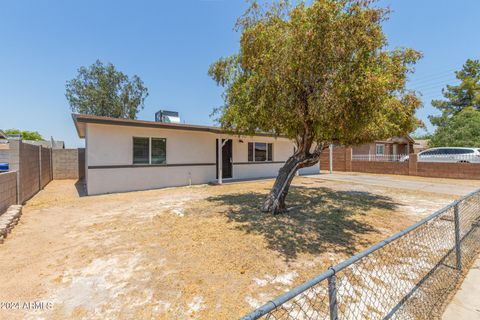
[
  {"left": 209, "top": 0, "right": 422, "bottom": 214},
  {"left": 66, "top": 60, "right": 149, "bottom": 119},
  {"left": 429, "top": 107, "right": 480, "bottom": 147},
  {"left": 429, "top": 59, "right": 480, "bottom": 128}
]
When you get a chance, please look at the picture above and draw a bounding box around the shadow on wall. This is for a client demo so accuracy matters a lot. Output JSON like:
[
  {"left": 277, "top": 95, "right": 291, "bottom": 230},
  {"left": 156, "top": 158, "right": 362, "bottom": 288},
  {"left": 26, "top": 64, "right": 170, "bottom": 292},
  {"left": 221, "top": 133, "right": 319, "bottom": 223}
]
[
  {"left": 206, "top": 187, "right": 399, "bottom": 261},
  {"left": 74, "top": 179, "right": 87, "bottom": 197}
]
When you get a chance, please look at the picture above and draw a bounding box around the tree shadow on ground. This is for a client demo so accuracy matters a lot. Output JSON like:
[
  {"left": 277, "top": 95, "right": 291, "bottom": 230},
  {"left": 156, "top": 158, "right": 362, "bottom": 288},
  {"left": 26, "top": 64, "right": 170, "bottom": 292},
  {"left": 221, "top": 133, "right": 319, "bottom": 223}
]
[{"left": 206, "top": 186, "right": 399, "bottom": 261}]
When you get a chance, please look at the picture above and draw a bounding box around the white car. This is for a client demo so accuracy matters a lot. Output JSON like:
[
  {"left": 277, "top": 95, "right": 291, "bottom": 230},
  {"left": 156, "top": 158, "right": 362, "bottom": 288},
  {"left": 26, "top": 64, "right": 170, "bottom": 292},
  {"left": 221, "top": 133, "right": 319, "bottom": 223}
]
[{"left": 401, "top": 147, "right": 480, "bottom": 163}]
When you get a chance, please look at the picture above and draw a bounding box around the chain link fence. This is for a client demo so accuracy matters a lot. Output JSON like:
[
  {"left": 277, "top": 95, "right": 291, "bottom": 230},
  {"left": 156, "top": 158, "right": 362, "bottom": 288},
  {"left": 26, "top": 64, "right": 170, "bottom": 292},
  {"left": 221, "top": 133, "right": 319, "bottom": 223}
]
[{"left": 241, "top": 189, "right": 480, "bottom": 320}]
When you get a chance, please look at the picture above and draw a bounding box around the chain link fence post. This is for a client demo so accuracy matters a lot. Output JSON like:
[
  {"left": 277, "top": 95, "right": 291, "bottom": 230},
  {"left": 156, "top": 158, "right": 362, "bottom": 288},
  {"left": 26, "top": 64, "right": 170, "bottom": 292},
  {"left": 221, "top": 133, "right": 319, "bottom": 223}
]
[
  {"left": 328, "top": 271, "right": 338, "bottom": 320},
  {"left": 454, "top": 203, "right": 462, "bottom": 271}
]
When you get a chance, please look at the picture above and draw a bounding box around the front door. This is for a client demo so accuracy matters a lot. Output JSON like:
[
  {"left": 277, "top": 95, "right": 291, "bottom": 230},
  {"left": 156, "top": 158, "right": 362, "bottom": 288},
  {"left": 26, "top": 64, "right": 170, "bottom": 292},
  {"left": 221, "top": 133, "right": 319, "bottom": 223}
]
[{"left": 216, "top": 139, "right": 232, "bottom": 179}]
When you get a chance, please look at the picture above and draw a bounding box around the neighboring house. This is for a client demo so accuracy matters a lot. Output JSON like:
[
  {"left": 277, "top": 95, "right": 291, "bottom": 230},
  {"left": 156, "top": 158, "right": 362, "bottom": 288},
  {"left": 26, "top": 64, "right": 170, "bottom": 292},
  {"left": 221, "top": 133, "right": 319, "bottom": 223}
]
[
  {"left": 352, "top": 136, "right": 415, "bottom": 157},
  {"left": 413, "top": 139, "right": 430, "bottom": 154},
  {"left": 73, "top": 113, "right": 319, "bottom": 195},
  {"left": 0, "top": 130, "right": 7, "bottom": 139}
]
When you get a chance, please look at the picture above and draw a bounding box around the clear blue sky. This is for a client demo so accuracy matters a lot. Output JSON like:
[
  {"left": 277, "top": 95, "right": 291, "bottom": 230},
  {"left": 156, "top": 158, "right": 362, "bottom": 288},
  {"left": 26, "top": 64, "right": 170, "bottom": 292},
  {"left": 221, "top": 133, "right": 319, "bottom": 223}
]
[{"left": 0, "top": 0, "right": 479, "bottom": 147}]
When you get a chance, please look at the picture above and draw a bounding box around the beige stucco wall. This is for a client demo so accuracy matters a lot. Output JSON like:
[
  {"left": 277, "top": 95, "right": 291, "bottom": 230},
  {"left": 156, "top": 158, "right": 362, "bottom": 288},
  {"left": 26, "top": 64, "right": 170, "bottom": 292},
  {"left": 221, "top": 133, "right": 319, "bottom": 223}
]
[{"left": 85, "top": 123, "right": 319, "bottom": 195}]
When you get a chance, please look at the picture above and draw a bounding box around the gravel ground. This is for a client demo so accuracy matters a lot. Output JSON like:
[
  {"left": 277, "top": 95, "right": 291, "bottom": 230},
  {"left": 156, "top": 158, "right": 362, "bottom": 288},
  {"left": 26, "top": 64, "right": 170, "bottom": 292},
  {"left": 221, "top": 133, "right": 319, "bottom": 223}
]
[{"left": 0, "top": 175, "right": 474, "bottom": 320}]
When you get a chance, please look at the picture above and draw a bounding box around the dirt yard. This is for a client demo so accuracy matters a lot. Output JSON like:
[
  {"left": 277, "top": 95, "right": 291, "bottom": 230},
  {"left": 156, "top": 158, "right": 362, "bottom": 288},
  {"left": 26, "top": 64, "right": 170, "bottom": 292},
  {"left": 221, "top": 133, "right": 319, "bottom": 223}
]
[{"left": 0, "top": 175, "right": 476, "bottom": 319}]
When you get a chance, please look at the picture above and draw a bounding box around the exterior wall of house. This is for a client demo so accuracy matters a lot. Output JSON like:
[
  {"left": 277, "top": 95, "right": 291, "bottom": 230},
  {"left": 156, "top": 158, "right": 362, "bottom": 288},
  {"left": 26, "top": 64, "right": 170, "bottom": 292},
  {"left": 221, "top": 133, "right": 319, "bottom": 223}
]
[{"left": 85, "top": 123, "right": 319, "bottom": 195}]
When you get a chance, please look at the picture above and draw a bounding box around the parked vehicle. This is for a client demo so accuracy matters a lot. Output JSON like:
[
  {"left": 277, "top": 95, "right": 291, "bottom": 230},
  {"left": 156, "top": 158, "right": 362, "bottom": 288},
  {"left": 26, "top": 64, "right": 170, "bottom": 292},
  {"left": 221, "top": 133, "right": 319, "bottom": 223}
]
[
  {"left": 400, "top": 147, "right": 480, "bottom": 163},
  {"left": 0, "top": 163, "right": 8, "bottom": 172}
]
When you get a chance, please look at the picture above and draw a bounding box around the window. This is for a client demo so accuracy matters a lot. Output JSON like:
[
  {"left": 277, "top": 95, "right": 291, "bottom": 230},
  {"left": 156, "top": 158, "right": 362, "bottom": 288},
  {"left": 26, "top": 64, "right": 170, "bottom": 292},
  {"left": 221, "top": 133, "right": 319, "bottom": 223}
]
[
  {"left": 248, "top": 142, "right": 273, "bottom": 162},
  {"left": 133, "top": 137, "right": 166, "bottom": 165},
  {"left": 255, "top": 142, "right": 267, "bottom": 161},
  {"left": 248, "top": 142, "right": 253, "bottom": 162},
  {"left": 133, "top": 137, "right": 149, "bottom": 164},
  {"left": 375, "top": 144, "right": 384, "bottom": 155},
  {"left": 151, "top": 138, "right": 166, "bottom": 164}
]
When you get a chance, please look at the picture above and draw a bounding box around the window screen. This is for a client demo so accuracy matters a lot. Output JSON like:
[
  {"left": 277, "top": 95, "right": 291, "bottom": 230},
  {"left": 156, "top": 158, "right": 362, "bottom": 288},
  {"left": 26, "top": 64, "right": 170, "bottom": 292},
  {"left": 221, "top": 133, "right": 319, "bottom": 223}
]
[
  {"left": 248, "top": 142, "right": 274, "bottom": 162},
  {"left": 248, "top": 142, "right": 254, "bottom": 161},
  {"left": 133, "top": 137, "right": 150, "bottom": 164},
  {"left": 255, "top": 143, "right": 267, "bottom": 161},
  {"left": 267, "top": 143, "right": 273, "bottom": 161},
  {"left": 151, "top": 138, "right": 166, "bottom": 164},
  {"left": 375, "top": 144, "right": 384, "bottom": 155}
]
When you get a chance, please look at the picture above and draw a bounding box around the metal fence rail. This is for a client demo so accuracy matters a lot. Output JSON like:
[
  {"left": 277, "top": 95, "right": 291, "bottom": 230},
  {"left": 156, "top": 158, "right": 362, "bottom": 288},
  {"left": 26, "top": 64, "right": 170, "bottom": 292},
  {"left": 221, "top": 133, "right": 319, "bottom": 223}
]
[
  {"left": 352, "top": 153, "right": 480, "bottom": 163},
  {"left": 241, "top": 189, "right": 480, "bottom": 320},
  {"left": 352, "top": 154, "right": 408, "bottom": 162}
]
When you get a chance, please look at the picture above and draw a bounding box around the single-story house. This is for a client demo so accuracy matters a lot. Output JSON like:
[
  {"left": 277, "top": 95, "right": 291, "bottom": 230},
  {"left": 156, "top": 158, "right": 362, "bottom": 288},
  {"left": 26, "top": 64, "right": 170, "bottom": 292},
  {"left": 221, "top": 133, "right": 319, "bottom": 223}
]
[
  {"left": 73, "top": 114, "right": 320, "bottom": 195},
  {"left": 352, "top": 136, "right": 415, "bottom": 157}
]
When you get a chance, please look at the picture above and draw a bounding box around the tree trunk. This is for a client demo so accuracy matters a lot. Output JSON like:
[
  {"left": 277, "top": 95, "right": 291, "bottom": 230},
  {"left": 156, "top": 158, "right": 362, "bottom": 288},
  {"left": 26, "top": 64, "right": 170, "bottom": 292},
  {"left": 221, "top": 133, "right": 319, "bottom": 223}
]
[{"left": 262, "top": 145, "right": 325, "bottom": 214}]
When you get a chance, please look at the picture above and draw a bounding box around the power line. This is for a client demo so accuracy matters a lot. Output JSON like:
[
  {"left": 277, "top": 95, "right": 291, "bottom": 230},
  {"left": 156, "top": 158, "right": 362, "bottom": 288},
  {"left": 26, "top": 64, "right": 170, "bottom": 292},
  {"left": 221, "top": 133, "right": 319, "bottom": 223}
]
[
  {"left": 408, "top": 67, "right": 458, "bottom": 83},
  {"left": 409, "top": 74, "right": 457, "bottom": 87}
]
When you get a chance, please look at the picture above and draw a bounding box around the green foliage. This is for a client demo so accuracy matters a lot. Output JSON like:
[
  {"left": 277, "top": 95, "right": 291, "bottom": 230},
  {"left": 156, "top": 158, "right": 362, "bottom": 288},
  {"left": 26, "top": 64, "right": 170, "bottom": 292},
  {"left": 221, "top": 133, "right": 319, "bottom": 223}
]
[
  {"left": 66, "top": 60, "right": 149, "bottom": 119},
  {"left": 429, "top": 107, "right": 480, "bottom": 147},
  {"left": 5, "top": 129, "right": 44, "bottom": 141},
  {"left": 410, "top": 132, "right": 432, "bottom": 140},
  {"left": 429, "top": 59, "right": 480, "bottom": 127},
  {"left": 209, "top": 0, "right": 422, "bottom": 148}
]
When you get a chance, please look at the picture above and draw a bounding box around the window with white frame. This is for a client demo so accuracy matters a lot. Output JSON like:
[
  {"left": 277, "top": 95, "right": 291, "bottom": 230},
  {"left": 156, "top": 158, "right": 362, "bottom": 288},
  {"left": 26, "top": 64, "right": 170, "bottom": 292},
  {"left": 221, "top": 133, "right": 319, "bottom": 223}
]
[
  {"left": 375, "top": 144, "right": 384, "bottom": 155},
  {"left": 248, "top": 142, "right": 273, "bottom": 162},
  {"left": 133, "top": 137, "right": 166, "bottom": 165}
]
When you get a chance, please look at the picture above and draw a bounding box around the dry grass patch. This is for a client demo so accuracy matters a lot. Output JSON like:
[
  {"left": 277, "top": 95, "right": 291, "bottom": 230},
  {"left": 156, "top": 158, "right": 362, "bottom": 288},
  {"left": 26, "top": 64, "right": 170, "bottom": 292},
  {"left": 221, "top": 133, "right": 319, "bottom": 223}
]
[{"left": 0, "top": 177, "right": 458, "bottom": 319}]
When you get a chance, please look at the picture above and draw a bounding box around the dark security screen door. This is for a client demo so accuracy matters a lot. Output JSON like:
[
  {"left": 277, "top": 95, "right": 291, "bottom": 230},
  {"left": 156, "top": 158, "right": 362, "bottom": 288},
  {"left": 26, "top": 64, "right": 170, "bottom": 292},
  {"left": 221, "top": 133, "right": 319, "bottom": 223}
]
[{"left": 216, "top": 139, "right": 232, "bottom": 179}]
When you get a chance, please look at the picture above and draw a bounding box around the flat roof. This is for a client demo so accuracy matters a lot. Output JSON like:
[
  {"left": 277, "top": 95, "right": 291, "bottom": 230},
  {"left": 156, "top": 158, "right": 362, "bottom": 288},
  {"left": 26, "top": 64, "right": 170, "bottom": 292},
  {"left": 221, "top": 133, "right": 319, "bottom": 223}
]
[{"left": 72, "top": 114, "right": 281, "bottom": 138}]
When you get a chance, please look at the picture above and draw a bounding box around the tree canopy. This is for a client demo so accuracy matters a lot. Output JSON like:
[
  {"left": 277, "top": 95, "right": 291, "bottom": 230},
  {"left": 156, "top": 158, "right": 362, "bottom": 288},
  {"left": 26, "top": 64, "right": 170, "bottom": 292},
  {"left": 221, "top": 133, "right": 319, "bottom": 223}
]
[
  {"left": 429, "top": 59, "right": 480, "bottom": 128},
  {"left": 209, "top": 0, "right": 422, "bottom": 213},
  {"left": 429, "top": 107, "right": 480, "bottom": 147},
  {"left": 66, "top": 60, "right": 149, "bottom": 119},
  {"left": 4, "top": 129, "right": 44, "bottom": 141}
]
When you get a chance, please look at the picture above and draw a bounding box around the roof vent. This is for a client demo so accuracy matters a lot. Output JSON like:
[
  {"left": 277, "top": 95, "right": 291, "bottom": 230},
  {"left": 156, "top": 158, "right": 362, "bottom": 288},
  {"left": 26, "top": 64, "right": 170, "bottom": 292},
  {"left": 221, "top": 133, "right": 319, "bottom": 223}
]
[{"left": 155, "top": 110, "right": 180, "bottom": 123}]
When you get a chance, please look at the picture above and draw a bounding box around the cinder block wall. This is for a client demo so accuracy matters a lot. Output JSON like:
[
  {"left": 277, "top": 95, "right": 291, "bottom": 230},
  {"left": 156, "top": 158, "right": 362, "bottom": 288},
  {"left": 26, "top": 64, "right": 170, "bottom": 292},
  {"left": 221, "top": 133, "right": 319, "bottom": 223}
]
[
  {"left": 0, "top": 150, "right": 9, "bottom": 163},
  {"left": 40, "top": 147, "right": 52, "bottom": 188},
  {"left": 326, "top": 146, "right": 480, "bottom": 180},
  {"left": 352, "top": 161, "right": 409, "bottom": 175},
  {"left": 19, "top": 142, "right": 41, "bottom": 202},
  {"left": 53, "top": 149, "right": 85, "bottom": 179},
  {"left": 320, "top": 146, "right": 347, "bottom": 171},
  {"left": 0, "top": 172, "right": 17, "bottom": 214},
  {"left": 417, "top": 162, "right": 480, "bottom": 179}
]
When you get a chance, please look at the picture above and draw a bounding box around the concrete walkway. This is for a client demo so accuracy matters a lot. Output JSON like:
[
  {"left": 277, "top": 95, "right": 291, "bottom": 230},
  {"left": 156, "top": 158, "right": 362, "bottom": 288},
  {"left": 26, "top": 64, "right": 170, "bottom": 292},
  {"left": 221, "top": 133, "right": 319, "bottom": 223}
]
[
  {"left": 443, "top": 258, "right": 480, "bottom": 319},
  {"left": 308, "top": 172, "right": 479, "bottom": 196}
]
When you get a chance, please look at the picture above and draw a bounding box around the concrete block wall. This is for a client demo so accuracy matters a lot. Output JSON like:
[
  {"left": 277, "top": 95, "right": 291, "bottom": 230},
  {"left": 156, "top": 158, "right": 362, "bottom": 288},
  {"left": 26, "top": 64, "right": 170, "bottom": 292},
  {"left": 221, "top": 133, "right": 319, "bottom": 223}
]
[
  {"left": 327, "top": 146, "right": 480, "bottom": 180},
  {"left": 0, "top": 172, "right": 17, "bottom": 214},
  {"left": 0, "top": 150, "right": 8, "bottom": 163},
  {"left": 352, "top": 160, "right": 409, "bottom": 175},
  {"left": 417, "top": 162, "right": 480, "bottom": 180},
  {"left": 40, "top": 147, "right": 52, "bottom": 188},
  {"left": 320, "top": 146, "right": 348, "bottom": 171},
  {"left": 19, "top": 142, "right": 41, "bottom": 203},
  {"left": 53, "top": 148, "right": 85, "bottom": 179},
  {"left": 6, "top": 140, "right": 53, "bottom": 204}
]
